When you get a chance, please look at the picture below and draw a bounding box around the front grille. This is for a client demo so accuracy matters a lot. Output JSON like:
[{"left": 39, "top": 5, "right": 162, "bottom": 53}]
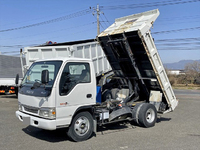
[{"left": 23, "top": 105, "right": 39, "bottom": 114}]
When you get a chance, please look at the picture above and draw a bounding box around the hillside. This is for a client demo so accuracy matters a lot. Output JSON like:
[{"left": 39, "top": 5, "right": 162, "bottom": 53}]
[{"left": 164, "top": 60, "right": 200, "bottom": 70}]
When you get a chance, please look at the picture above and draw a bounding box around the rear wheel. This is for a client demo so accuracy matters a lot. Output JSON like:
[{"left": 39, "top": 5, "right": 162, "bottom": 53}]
[
  {"left": 132, "top": 103, "right": 157, "bottom": 128},
  {"left": 138, "top": 103, "right": 157, "bottom": 127},
  {"left": 67, "top": 111, "right": 93, "bottom": 142}
]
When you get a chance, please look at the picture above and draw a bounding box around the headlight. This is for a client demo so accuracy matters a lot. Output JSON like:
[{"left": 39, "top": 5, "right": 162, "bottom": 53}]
[
  {"left": 18, "top": 102, "right": 22, "bottom": 111},
  {"left": 39, "top": 107, "right": 56, "bottom": 119}
]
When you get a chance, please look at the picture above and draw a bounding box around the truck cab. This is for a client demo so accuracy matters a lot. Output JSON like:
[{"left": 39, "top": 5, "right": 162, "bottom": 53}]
[{"left": 16, "top": 58, "right": 96, "bottom": 130}]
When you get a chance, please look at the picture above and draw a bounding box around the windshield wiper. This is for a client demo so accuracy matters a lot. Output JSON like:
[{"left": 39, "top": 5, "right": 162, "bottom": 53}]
[{"left": 31, "top": 82, "right": 41, "bottom": 89}]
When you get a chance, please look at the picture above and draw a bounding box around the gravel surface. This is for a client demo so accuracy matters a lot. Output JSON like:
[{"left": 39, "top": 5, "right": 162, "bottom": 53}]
[{"left": 0, "top": 90, "right": 199, "bottom": 150}]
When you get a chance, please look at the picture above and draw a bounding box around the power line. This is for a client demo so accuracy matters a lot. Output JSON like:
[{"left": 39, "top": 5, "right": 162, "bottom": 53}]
[
  {"left": 154, "top": 37, "right": 200, "bottom": 50},
  {"left": 157, "top": 19, "right": 200, "bottom": 26},
  {"left": 102, "top": 13, "right": 111, "bottom": 26},
  {"left": 101, "top": 0, "right": 200, "bottom": 10},
  {"left": 0, "top": 45, "right": 23, "bottom": 48},
  {"left": 99, "top": 22, "right": 106, "bottom": 31},
  {"left": 152, "top": 26, "right": 200, "bottom": 34},
  {"left": 156, "top": 42, "right": 200, "bottom": 46},
  {"left": 0, "top": 25, "right": 97, "bottom": 49},
  {"left": 1, "top": 7, "right": 91, "bottom": 27},
  {"left": 1, "top": 37, "right": 199, "bottom": 52},
  {"left": 99, "top": 15, "right": 109, "bottom": 29},
  {"left": 1, "top": 51, "right": 20, "bottom": 54},
  {"left": 158, "top": 47, "right": 200, "bottom": 50},
  {"left": 0, "top": 22, "right": 96, "bottom": 41},
  {"left": 1, "top": 36, "right": 200, "bottom": 47},
  {"left": 159, "top": 14, "right": 200, "bottom": 22},
  {"left": 155, "top": 37, "right": 200, "bottom": 42},
  {"left": 0, "top": 9, "right": 92, "bottom": 32}
]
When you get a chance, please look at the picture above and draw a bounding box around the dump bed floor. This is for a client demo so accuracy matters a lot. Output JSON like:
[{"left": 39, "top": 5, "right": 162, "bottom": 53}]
[{"left": 98, "top": 32, "right": 160, "bottom": 99}]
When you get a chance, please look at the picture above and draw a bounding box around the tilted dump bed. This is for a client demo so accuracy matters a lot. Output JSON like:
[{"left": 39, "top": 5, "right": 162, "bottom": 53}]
[{"left": 98, "top": 9, "right": 178, "bottom": 113}]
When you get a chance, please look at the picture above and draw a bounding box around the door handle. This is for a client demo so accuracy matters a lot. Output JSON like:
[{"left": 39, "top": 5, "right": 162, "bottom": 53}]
[{"left": 86, "top": 94, "right": 92, "bottom": 98}]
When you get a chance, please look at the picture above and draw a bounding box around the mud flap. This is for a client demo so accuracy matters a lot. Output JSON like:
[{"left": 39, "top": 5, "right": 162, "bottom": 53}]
[{"left": 109, "top": 106, "right": 132, "bottom": 121}]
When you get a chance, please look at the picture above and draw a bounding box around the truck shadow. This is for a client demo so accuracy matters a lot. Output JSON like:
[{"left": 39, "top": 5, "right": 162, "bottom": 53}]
[
  {"left": 22, "top": 117, "right": 171, "bottom": 142},
  {"left": 0, "top": 94, "right": 17, "bottom": 99},
  {"left": 97, "top": 123, "right": 136, "bottom": 135},
  {"left": 22, "top": 124, "right": 134, "bottom": 142},
  {"left": 22, "top": 126, "right": 69, "bottom": 142},
  {"left": 156, "top": 117, "right": 171, "bottom": 123}
]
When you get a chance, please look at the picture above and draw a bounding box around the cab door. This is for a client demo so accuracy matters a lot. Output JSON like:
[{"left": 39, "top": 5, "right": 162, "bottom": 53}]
[{"left": 55, "top": 61, "right": 96, "bottom": 123}]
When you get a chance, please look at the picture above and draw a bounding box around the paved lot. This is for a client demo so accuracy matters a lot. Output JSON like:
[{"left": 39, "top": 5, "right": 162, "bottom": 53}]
[{"left": 0, "top": 89, "right": 200, "bottom": 150}]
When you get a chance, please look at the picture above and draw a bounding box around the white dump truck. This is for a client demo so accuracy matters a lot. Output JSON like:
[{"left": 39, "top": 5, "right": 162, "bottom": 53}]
[
  {"left": 16, "top": 9, "right": 178, "bottom": 142},
  {"left": 0, "top": 55, "right": 24, "bottom": 95}
]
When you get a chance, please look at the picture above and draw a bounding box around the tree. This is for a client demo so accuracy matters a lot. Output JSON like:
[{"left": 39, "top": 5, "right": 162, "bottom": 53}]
[
  {"left": 165, "top": 68, "right": 176, "bottom": 85},
  {"left": 184, "top": 61, "right": 200, "bottom": 85}
]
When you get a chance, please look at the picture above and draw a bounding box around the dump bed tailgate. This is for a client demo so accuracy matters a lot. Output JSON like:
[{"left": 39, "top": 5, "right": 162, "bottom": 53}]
[{"left": 98, "top": 9, "right": 178, "bottom": 113}]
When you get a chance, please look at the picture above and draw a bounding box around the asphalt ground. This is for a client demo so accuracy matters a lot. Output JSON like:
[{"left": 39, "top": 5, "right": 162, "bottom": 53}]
[{"left": 0, "top": 89, "right": 200, "bottom": 150}]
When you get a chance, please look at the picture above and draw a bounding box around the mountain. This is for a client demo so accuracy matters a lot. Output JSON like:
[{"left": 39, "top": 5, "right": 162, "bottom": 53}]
[{"left": 164, "top": 60, "right": 200, "bottom": 70}]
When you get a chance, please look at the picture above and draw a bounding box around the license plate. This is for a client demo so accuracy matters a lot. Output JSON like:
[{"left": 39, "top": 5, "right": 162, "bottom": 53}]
[{"left": 23, "top": 117, "right": 30, "bottom": 125}]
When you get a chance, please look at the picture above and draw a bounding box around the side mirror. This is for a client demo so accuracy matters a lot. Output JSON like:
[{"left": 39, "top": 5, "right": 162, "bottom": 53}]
[
  {"left": 15, "top": 74, "right": 19, "bottom": 85},
  {"left": 41, "top": 70, "right": 49, "bottom": 84}
]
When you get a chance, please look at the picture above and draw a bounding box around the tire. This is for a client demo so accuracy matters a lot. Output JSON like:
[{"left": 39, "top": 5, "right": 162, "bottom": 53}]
[
  {"left": 67, "top": 111, "right": 94, "bottom": 142},
  {"left": 131, "top": 103, "right": 145, "bottom": 126},
  {"left": 138, "top": 103, "right": 157, "bottom": 128}
]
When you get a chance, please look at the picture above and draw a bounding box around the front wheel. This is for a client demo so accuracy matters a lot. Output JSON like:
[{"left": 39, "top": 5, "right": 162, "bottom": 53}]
[{"left": 67, "top": 111, "right": 93, "bottom": 142}]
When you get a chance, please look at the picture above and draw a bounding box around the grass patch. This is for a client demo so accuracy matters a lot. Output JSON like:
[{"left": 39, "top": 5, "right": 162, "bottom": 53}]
[{"left": 172, "top": 84, "right": 200, "bottom": 90}]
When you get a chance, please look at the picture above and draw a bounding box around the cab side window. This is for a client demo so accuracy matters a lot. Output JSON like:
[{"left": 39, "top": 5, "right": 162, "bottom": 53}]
[{"left": 59, "top": 62, "right": 91, "bottom": 96}]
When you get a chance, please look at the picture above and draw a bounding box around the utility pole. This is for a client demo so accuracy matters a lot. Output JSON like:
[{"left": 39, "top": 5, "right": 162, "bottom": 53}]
[
  {"left": 97, "top": 5, "right": 100, "bottom": 35},
  {"left": 93, "top": 4, "right": 102, "bottom": 36}
]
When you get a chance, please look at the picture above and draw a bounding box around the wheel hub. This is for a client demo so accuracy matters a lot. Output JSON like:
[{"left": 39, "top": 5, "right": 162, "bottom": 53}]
[
  {"left": 146, "top": 108, "right": 155, "bottom": 123},
  {"left": 74, "top": 116, "right": 90, "bottom": 136}
]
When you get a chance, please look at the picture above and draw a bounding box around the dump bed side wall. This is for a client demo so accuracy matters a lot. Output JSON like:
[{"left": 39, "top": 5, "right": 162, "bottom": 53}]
[
  {"left": 24, "top": 42, "right": 111, "bottom": 76},
  {"left": 0, "top": 55, "right": 25, "bottom": 79},
  {"left": 139, "top": 31, "right": 178, "bottom": 111}
]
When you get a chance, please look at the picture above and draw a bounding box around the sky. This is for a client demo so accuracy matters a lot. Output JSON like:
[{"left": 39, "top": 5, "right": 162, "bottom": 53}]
[{"left": 0, "top": 0, "right": 199, "bottom": 63}]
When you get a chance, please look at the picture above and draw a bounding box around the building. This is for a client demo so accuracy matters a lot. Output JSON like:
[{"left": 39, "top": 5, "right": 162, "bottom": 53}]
[{"left": 167, "top": 69, "right": 185, "bottom": 75}]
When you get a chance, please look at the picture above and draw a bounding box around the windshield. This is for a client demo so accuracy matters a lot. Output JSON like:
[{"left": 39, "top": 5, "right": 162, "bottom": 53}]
[{"left": 20, "top": 61, "right": 62, "bottom": 97}]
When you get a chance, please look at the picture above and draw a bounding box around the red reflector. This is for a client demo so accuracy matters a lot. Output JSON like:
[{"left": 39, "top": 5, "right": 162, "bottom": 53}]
[{"left": 9, "top": 90, "right": 15, "bottom": 93}]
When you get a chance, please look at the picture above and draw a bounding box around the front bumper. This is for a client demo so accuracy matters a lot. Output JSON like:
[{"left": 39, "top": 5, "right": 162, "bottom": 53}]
[{"left": 16, "top": 111, "right": 57, "bottom": 130}]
